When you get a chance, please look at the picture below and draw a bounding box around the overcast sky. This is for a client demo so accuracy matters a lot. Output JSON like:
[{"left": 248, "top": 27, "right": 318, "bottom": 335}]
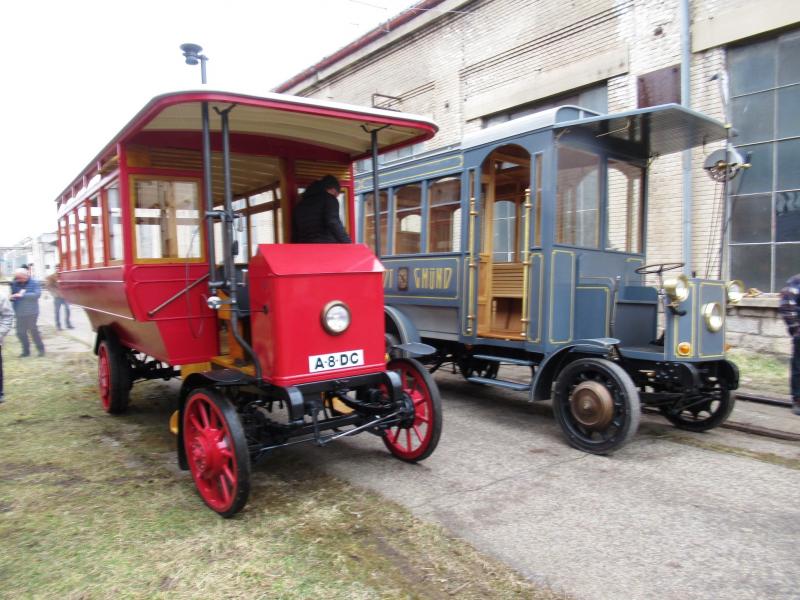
[{"left": 0, "top": 0, "right": 417, "bottom": 247}]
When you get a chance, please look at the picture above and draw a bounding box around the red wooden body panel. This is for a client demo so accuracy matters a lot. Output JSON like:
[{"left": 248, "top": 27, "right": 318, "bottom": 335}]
[
  {"left": 60, "top": 264, "right": 218, "bottom": 364},
  {"left": 249, "top": 244, "right": 385, "bottom": 387}
]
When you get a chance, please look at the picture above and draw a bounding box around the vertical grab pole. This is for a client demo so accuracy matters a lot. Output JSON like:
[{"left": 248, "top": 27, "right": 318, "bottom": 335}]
[
  {"left": 520, "top": 187, "right": 532, "bottom": 338},
  {"left": 201, "top": 102, "right": 219, "bottom": 289},
  {"left": 370, "top": 129, "right": 381, "bottom": 258},
  {"left": 466, "top": 172, "right": 478, "bottom": 336},
  {"left": 219, "top": 107, "right": 235, "bottom": 290},
  {"left": 219, "top": 105, "right": 262, "bottom": 380}
]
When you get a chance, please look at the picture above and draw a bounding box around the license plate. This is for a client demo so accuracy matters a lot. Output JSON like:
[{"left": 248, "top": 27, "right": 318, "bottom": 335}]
[{"left": 308, "top": 349, "right": 364, "bottom": 373}]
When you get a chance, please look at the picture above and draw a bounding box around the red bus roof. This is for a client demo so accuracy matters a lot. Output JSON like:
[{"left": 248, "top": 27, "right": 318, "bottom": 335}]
[{"left": 55, "top": 89, "right": 438, "bottom": 207}]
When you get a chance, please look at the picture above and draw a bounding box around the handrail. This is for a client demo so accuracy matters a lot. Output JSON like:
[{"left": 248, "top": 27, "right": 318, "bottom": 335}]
[
  {"left": 520, "top": 188, "right": 532, "bottom": 338},
  {"left": 466, "top": 193, "right": 478, "bottom": 335},
  {"left": 147, "top": 273, "right": 209, "bottom": 317}
]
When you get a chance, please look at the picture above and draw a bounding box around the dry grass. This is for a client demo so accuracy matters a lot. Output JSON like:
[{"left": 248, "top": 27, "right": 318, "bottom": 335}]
[
  {"left": 727, "top": 348, "right": 791, "bottom": 398},
  {"left": 0, "top": 328, "right": 564, "bottom": 600}
]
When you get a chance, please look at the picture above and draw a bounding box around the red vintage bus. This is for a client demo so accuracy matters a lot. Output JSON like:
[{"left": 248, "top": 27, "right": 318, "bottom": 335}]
[{"left": 55, "top": 90, "right": 442, "bottom": 516}]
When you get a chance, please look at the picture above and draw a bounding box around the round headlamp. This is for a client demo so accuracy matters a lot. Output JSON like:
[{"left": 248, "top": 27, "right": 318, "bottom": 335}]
[
  {"left": 322, "top": 301, "right": 350, "bottom": 335},
  {"left": 664, "top": 274, "right": 690, "bottom": 303},
  {"left": 726, "top": 280, "right": 745, "bottom": 305},
  {"left": 702, "top": 302, "right": 724, "bottom": 332}
]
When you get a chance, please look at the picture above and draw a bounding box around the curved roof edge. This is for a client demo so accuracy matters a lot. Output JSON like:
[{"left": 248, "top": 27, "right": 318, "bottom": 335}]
[{"left": 54, "top": 89, "right": 438, "bottom": 206}]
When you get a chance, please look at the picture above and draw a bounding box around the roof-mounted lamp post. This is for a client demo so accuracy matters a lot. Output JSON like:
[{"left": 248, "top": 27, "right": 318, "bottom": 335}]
[
  {"left": 179, "top": 43, "right": 219, "bottom": 291},
  {"left": 180, "top": 43, "right": 208, "bottom": 84}
]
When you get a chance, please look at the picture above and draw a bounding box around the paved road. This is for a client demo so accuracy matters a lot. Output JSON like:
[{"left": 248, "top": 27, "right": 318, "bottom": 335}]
[{"left": 38, "top": 296, "right": 800, "bottom": 600}]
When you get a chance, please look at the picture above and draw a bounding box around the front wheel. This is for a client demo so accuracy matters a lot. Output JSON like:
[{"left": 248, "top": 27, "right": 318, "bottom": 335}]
[
  {"left": 552, "top": 358, "right": 641, "bottom": 455},
  {"left": 383, "top": 358, "right": 442, "bottom": 462},
  {"left": 97, "top": 339, "right": 131, "bottom": 414},
  {"left": 660, "top": 381, "right": 734, "bottom": 432},
  {"left": 183, "top": 388, "right": 251, "bottom": 517}
]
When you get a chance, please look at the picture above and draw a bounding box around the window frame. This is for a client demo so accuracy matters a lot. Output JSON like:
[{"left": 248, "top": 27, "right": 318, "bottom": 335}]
[{"left": 129, "top": 175, "right": 206, "bottom": 264}]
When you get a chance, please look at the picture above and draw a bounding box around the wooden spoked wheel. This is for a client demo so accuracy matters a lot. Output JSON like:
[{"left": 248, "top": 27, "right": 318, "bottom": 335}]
[
  {"left": 97, "top": 339, "right": 131, "bottom": 414},
  {"left": 382, "top": 358, "right": 442, "bottom": 462},
  {"left": 552, "top": 358, "right": 641, "bottom": 455},
  {"left": 183, "top": 388, "right": 251, "bottom": 517}
]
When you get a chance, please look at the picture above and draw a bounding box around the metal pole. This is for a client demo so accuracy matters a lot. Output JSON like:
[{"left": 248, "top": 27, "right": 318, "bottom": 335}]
[
  {"left": 219, "top": 106, "right": 262, "bottom": 380},
  {"left": 370, "top": 130, "right": 381, "bottom": 257},
  {"left": 719, "top": 124, "right": 732, "bottom": 279},
  {"left": 680, "top": 0, "right": 693, "bottom": 275},
  {"left": 200, "top": 56, "right": 208, "bottom": 85},
  {"left": 219, "top": 107, "right": 235, "bottom": 289},
  {"left": 201, "top": 102, "right": 219, "bottom": 289}
]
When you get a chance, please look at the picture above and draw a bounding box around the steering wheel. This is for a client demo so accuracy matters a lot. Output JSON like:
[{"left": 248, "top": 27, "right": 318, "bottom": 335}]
[{"left": 634, "top": 262, "right": 684, "bottom": 275}]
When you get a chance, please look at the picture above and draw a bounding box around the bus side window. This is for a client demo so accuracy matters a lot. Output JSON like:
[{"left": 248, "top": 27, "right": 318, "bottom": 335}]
[
  {"left": 556, "top": 146, "right": 600, "bottom": 248},
  {"left": 606, "top": 159, "right": 644, "bottom": 253},
  {"left": 393, "top": 183, "right": 422, "bottom": 254},
  {"left": 90, "top": 194, "right": 105, "bottom": 266},
  {"left": 249, "top": 183, "right": 283, "bottom": 252},
  {"left": 428, "top": 177, "right": 461, "bottom": 253},
  {"left": 133, "top": 178, "right": 202, "bottom": 261},
  {"left": 363, "top": 190, "right": 389, "bottom": 255},
  {"left": 106, "top": 185, "right": 123, "bottom": 262},
  {"left": 68, "top": 211, "right": 78, "bottom": 269}
]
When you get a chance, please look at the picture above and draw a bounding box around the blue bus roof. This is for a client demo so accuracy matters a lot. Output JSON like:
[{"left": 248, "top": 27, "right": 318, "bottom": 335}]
[{"left": 463, "top": 103, "right": 729, "bottom": 157}]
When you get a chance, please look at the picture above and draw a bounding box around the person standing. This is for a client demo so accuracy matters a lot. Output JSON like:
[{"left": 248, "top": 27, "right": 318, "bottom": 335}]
[
  {"left": 10, "top": 268, "right": 45, "bottom": 357},
  {"left": 0, "top": 293, "right": 13, "bottom": 403},
  {"left": 779, "top": 273, "right": 800, "bottom": 416},
  {"left": 45, "top": 272, "right": 73, "bottom": 329},
  {"left": 292, "top": 175, "right": 352, "bottom": 244}
]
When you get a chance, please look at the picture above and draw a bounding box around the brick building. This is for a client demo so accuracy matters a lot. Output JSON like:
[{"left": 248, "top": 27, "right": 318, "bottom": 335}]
[{"left": 275, "top": 0, "right": 800, "bottom": 356}]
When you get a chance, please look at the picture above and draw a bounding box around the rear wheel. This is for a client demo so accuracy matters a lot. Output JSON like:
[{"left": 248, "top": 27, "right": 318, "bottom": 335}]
[
  {"left": 183, "top": 388, "right": 251, "bottom": 517},
  {"left": 383, "top": 358, "right": 442, "bottom": 462},
  {"left": 97, "top": 339, "right": 131, "bottom": 414},
  {"left": 552, "top": 358, "right": 640, "bottom": 454},
  {"left": 660, "top": 381, "right": 734, "bottom": 432}
]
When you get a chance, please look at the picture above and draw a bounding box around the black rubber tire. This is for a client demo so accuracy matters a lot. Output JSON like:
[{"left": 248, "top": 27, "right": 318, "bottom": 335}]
[
  {"left": 97, "top": 338, "right": 131, "bottom": 415},
  {"left": 183, "top": 388, "right": 251, "bottom": 518},
  {"left": 383, "top": 358, "right": 443, "bottom": 462},
  {"left": 552, "top": 357, "right": 641, "bottom": 455},
  {"left": 660, "top": 384, "right": 734, "bottom": 432}
]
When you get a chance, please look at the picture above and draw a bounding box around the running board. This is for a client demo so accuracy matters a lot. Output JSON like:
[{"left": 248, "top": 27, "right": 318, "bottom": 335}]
[
  {"left": 466, "top": 376, "right": 531, "bottom": 392},
  {"left": 472, "top": 354, "right": 535, "bottom": 367}
]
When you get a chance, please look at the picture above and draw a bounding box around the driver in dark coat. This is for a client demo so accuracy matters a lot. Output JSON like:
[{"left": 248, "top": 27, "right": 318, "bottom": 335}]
[{"left": 292, "top": 175, "right": 352, "bottom": 244}]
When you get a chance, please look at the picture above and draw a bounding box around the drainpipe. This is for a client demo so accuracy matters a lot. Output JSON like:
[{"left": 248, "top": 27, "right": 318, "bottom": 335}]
[{"left": 680, "top": 0, "right": 693, "bottom": 274}]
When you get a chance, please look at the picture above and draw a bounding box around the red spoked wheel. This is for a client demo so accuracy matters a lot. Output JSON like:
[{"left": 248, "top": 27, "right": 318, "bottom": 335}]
[
  {"left": 183, "top": 388, "right": 251, "bottom": 517},
  {"left": 97, "top": 339, "right": 131, "bottom": 414},
  {"left": 382, "top": 358, "right": 442, "bottom": 462}
]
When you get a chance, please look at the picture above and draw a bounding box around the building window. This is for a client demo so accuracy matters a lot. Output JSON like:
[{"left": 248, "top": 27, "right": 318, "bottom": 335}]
[
  {"left": 482, "top": 84, "right": 608, "bottom": 129},
  {"left": 729, "top": 29, "right": 800, "bottom": 291}
]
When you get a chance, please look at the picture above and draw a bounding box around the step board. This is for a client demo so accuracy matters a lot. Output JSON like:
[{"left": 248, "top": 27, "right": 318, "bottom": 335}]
[
  {"left": 466, "top": 376, "right": 531, "bottom": 392},
  {"left": 472, "top": 354, "right": 535, "bottom": 367}
]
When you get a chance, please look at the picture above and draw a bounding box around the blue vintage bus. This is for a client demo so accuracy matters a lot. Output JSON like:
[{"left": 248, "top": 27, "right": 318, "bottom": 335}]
[{"left": 356, "top": 103, "right": 744, "bottom": 454}]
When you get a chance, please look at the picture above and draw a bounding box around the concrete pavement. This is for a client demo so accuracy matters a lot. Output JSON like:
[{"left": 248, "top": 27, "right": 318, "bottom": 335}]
[{"left": 32, "top": 295, "right": 800, "bottom": 599}]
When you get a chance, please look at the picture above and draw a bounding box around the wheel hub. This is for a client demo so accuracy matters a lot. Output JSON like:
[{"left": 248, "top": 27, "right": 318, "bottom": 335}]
[
  {"left": 190, "top": 431, "right": 224, "bottom": 479},
  {"left": 569, "top": 381, "right": 614, "bottom": 429}
]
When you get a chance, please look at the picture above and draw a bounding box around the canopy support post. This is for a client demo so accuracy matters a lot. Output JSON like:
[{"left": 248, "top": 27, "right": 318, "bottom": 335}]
[{"left": 218, "top": 105, "right": 262, "bottom": 381}]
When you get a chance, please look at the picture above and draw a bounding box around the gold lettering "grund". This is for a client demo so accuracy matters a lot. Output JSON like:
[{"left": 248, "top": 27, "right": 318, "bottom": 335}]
[{"left": 413, "top": 267, "right": 453, "bottom": 290}]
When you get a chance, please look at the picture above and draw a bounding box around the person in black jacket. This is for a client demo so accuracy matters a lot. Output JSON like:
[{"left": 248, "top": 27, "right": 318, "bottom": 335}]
[{"left": 292, "top": 175, "right": 352, "bottom": 243}]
